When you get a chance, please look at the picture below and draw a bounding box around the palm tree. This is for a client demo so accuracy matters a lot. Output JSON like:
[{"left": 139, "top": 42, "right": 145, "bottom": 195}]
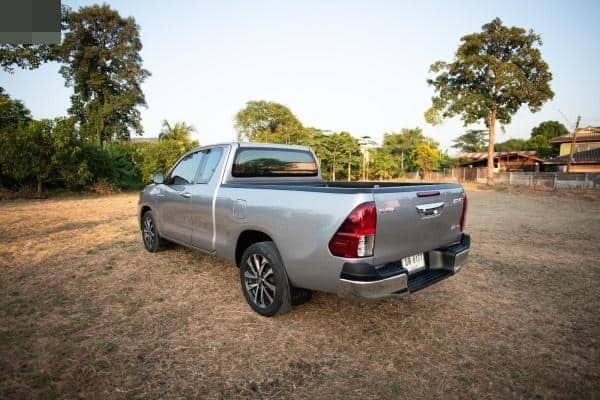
[{"left": 159, "top": 120, "right": 197, "bottom": 151}]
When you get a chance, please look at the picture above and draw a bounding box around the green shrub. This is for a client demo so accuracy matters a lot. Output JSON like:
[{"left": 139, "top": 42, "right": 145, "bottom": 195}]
[{"left": 136, "top": 139, "right": 189, "bottom": 183}]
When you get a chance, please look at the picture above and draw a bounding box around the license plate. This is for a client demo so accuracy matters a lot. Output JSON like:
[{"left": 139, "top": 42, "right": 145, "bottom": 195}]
[{"left": 402, "top": 253, "right": 425, "bottom": 272}]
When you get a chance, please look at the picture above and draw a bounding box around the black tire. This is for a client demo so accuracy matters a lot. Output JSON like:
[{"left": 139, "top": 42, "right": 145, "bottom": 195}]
[
  {"left": 239, "top": 241, "right": 293, "bottom": 317},
  {"left": 141, "top": 210, "right": 166, "bottom": 252}
]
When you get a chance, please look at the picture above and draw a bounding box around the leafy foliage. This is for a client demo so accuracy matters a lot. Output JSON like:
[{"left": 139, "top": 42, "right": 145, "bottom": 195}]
[
  {"left": 528, "top": 120, "right": 567, "bottom": 158},
  {"left": 235, "top": 100, "right": 309, "bottom": 144},
  {"left": 0, "top": 118, "right": 94, "bottom": 195},
  {"left": 60, "top": 5, "right": 150, "bottom": 144},
  {"left": 494, "top": 121, "right": 566, "bottom": 158},
  {"left": 308, "top": 131, "right": 361, "bottom": 180},
  {"left": 0, "top": 6, "right": 68, "bottom": 72},
  {"left": 412, "top": 144, "right": 441, "bottom": 174},
  {"left": 0, "top": 5, "right": 149, "bottom": 145},
  {"left": 452, "top": 129, "right": 488, "bottom": 153},
  {"left": 426, "top": 18, "right": 554, "bottom": 184},
  {"left": 136, "top": 139, "right": 192, "bottom": 183},
  {"left": 381, "top": 128, "right": 438, "bottom": 173},
  {"left": 159, "top": 120, "right": 198, "bottom": 152},
  {"left": 495, "top": 138, "right": 528, "bottom": 152},
  {"left": 370, "top": 148, "right": 397, "bottom": 180}
]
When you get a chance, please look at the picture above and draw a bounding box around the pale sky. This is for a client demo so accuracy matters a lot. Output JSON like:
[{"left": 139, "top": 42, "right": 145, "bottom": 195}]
[{"left": 2, "top": 0, "right": 599, "bottom": 152}]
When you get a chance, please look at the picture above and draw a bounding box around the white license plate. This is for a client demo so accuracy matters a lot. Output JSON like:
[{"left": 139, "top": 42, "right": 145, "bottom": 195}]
[{"left": 401, "top": 253, "right": 425, "bottom": 272}]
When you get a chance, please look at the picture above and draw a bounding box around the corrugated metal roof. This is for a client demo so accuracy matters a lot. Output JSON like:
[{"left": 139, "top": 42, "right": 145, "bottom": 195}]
[
  {"left": 550, "top": 126, "right": 600, "bottom": 144},
  {"left": 458, "top": 151, "right": 542, "bottom": 162}
]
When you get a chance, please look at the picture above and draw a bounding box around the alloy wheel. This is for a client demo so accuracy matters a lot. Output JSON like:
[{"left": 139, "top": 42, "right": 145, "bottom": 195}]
[
  {"left": 142, "top": 216, "right": 155, "bottom": 248},
  {"left": 244, "top": 254, "right": 276, "bottom": 308}
]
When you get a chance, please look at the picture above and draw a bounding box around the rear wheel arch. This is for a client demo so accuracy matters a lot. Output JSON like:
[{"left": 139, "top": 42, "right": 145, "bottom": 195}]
[
  {"left": 235, "top": 230, "right": 274, "bottom": 267},
  {"left": 141, "top": 205, "right": 152, "bottom": 218}
]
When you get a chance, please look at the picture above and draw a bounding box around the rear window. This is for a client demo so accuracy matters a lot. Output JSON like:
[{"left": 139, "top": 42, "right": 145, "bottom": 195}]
[{"left": 232, "top": 148, "right": 318, "bottom": 177}]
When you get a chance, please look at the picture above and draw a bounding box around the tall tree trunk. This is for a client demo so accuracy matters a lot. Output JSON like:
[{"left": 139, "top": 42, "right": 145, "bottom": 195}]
[
  {"left": 486, "top": 110, "right": 497, "bottom": 186},
  {"left": 36, "top": 176, "right": 43, "bottom": 198},
  {"left": 347, "top": 161, "right": 351, "bottom": 181},
  {"left": 332, "top": 152, "right": 336, "bottom": 181}
]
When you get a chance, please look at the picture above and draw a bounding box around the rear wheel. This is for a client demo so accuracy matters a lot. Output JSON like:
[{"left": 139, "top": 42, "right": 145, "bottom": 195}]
[
  {"left": 239, "top": 242, "right": 292, "bottom": 317},
  {"left": 141, "top": 210, "right": 166, "bottom": 252}
]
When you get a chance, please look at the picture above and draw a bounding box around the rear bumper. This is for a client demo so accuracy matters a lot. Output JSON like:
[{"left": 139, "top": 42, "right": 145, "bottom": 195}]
[{"left": 337, "top": 234, "right": 470, "bottom": 299}]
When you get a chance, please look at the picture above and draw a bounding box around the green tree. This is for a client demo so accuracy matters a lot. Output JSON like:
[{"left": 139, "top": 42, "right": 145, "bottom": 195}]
[
  {"left": 234, "top": 100, "right": 308, "bottom": 144},
  {"left": 0, "top": 88, "right": 32, "bottom": 130},
  {"left": 0, "top": 118, "right": 92, "bottom": 196},
  {"left": 495, "top": 138, "right": 528, "bottom": 152},
  {"left": 308, "top": 131, "right": 360, "bottom": 181},
  {"left": 0, "top": 6, "right": 68, "bottom": 72},
  {"left": 1, "top": 5, "right": 149, "bottom": 144},
  {"left": 370, "top": 148, "right": 397, "bottom": 180},
  {"left": 426, "top": 18, "right": 554, "bottom": 185},
  {"left": 159, "top": 120, "right": 198, "bottom": 152},
  {"left": 60, "top": 5, "right": 150, "bottom": 144},
  {"left": 452, "top": 129, "right": 488, "bottom": 153},
  {"left": 527, "top": 120, "right": 567, "bottom": 158},
  {"left": 382, "top": 128, "right": 438, "bottom": 173},
  {"left": 137, "top": 140, "right": 187, "bottom": 183},
  {"left": 412, "top": 144, "right": 441, "bottom": 175}
]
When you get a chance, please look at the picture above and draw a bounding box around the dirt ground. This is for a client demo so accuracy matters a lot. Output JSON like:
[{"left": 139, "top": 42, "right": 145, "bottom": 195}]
[{"left": 0, "top": 189, "right": 598, "bottom": 399}]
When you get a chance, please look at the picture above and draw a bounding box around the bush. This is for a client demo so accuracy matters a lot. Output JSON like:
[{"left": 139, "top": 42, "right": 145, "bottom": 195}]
[
  {"left": 136, "top": 139, "right": 190, "bottom": 182},
  {"left": 0, "top": 116, "right": 195, "bottom": 195}
]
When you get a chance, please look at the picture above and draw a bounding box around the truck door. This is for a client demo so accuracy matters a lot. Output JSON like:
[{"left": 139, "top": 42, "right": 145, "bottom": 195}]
[
  {"left": 189, "top": 146, "right": 225, "bottom": 251},
  {"left": 158, "top": 151, "right": 204, "bottom": 244}
]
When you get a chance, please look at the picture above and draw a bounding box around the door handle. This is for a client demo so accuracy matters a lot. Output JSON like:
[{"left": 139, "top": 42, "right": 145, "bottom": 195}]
[
  {"left": 416, "top": 202, "right": 444, "bottom": 217},
  {"left": 180, "top": 192, "right": 192, "bottom": 199}
]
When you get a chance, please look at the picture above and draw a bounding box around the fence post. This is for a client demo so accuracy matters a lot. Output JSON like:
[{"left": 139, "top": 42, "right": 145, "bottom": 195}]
[
  {"left": 529, "top": 173, "right": 533, "bottom": 187},
  {"left": 584, "top": 173, "right": 589, "bottom": 188},
  {"left": 553, "top": 173, "right": 557, "bottom": 189}
]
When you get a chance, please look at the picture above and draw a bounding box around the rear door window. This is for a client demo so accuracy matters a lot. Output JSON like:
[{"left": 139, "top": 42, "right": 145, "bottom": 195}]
[
  {"left": 197, "top": 147, "right": 223, "bottom": 182},
  {"left": 232, "top": 148, "right": 318, "bottom": 177},
  {"left": 168, "top": 152, "right": 203, "bottom": 185}
]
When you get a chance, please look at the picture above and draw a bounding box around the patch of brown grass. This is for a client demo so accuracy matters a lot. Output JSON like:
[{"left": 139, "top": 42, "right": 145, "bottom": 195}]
[{"left": 0, "top": 191, "right": 598, "bottom": 399}]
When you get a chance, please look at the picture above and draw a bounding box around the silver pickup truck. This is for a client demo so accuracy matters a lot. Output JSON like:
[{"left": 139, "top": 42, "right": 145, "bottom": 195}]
[{"left": 139, "top": 142, "right": 470, "bottom": 316}]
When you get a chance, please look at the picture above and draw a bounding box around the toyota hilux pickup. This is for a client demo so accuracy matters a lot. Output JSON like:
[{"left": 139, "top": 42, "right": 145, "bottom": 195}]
[{"left": 139, "top": 142, "right": 469, "bottom": 316}]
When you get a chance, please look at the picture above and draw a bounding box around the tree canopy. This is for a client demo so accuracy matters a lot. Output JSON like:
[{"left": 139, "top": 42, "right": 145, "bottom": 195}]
[
  {"left": 426, "top": 18, "right": 554, "bottom": 184},
  {"left": 0, "top": 4, "right": 150, "bottom": 145},
  {"left": 234, "top": 100, "right": 308, "bottom": 144},
  {"left": 159, "top": 120, "right": 198, "bottom": 152},
  {"left": 452, "top": 129, "right": 488, "bottom": 153},
  {"left": 0, "top": 88, "right": 31, "bottom": 130},
  {"left": 60, "top": 5, "right": 150, "bottom": 144},
  {"left": 493, "top": 120, "right": 567, "bottom": 158},
  {"left": 381, "top": 128, "right": 438, "bottom": 174}
]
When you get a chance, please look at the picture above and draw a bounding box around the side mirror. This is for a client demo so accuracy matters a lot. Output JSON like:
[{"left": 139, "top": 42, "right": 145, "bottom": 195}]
[{"left": 152, "top": 172, "right": 165, "bottom": 184}]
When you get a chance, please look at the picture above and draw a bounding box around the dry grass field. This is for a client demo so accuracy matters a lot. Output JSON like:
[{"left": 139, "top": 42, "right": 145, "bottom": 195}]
[{"left": 0, "top": 189, "right": 598, "bottom": 399}]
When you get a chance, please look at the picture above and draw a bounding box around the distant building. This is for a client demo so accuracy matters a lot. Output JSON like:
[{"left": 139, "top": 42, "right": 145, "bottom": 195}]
[
  {"left": 545, "top": 148, "right": 600, "bottom": 173},
  {"left": 458, "top": 151, "right": 544, "bottom": 172},
  {"left": 547, "top": 126, "right": 600, "bottom": 173},
  {"left": 550, "top": 126, "right": 600, "bottom": 156}
]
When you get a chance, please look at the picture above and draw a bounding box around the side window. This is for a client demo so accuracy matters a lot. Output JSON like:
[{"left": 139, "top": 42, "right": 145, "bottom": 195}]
[
  {"left": 168, "top": 152, "right": 203, "bottom": 185},
  {"left": 197, "top": 147, "right": 223, "bottom": 183}
]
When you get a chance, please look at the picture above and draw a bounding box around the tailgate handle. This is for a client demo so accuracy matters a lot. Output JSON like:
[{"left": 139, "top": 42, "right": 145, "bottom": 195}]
[{"left": 416, "top": 202, "right": 444, "bottom": 217}]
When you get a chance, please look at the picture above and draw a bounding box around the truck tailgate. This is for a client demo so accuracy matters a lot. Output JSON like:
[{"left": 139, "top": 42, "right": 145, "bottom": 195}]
[{"left": 373, "top": 187, "right": 464, "bottom": 265}]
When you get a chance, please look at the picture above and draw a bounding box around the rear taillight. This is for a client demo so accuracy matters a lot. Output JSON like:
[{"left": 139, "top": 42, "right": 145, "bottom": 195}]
[
  {"left": 459, "top": 192, "right": 468, "bottom": 232},
  {"left": 328, "top": 202, "right": 377, "bottom": 258}
]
